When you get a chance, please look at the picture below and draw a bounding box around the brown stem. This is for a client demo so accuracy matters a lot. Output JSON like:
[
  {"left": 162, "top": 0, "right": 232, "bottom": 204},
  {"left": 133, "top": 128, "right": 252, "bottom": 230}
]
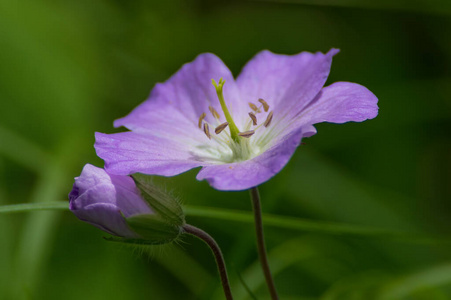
[
  {"left": 250, "top": 187, "right": 279, "bottom": 300},
  {"left": 183, "top": 224, "right": 233, "bottom": 300}
]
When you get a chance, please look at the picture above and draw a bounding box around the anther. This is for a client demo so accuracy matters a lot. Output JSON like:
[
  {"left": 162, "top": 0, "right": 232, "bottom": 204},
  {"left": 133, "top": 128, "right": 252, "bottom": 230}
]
[
  {"left": 198, "top": 112, "right": 206, "bottom": 129},
  {"left": 203, "top": 123, "right": 211, "bottom": 139},
  {"left": 238, "top": 130, "right": 255, "bottom": 138},
  {"left": 215, "top": 122, "right": 229, "bottom": 134},
  {"left": 248, "top": 102, "right": 261, "bottom": 113},
  {"left": 209, "top": 106, "right": 220, "bottom": 119},
  {"left": 258, "top": 98, "right": 269, "bottom": 112},
  {"left": 264, "top": 111, "right": 273, "bottom": 127},
  {"left": 248, "top": 112, "right": 257, "bottom": 126}
]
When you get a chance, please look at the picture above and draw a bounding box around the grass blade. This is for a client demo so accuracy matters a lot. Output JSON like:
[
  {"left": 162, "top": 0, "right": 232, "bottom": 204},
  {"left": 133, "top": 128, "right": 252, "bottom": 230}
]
[
  {"left": 2, "top": 202, "right": 450, "bottom": 243},
  {"left": 0, "top": 201, "right": 68, "bottom": 214}
]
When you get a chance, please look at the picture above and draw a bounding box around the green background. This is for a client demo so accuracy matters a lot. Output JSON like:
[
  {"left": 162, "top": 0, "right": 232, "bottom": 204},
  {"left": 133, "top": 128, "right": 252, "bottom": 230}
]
[{"left": 1, "top": 0, "right": 450, "bottom": 299}]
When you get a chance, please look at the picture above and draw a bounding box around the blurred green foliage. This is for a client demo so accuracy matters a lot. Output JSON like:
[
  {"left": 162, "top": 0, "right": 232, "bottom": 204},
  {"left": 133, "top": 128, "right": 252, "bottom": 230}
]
[{"left": 0, "top": 0, "right": 450, "bottom": 299}]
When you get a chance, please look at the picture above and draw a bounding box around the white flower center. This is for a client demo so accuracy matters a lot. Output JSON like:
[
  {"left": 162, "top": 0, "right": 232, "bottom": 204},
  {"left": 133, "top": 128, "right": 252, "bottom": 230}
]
[{"left": 196, "top": 79, "right": 274, "bottom": 164}]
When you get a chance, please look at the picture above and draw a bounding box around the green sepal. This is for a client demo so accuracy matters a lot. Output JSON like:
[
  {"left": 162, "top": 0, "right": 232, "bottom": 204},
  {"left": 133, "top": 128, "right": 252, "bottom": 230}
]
[
  {"left": 132, "top": 174, "right": 185, "bottom": 227},
  {"left": 124, "top": 213, "right": 182, "bottom": 244}
]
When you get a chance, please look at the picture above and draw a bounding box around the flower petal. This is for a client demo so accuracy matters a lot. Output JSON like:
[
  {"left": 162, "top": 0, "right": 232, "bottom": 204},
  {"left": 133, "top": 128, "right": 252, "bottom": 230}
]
[
  {"left": 301, "top": 125, "right": 317, "bottom": 138},
  {"left": 69, "top": 164, "right": 152, "bottom": 237},
  {"left": 236, "top": 49, "right": 339, "bottom": 122},
  {"left": 114, "top": 53, "right": 243, "bottom": 132},
  {"left": 95, "top": 132, "right": 207, "bottom": 176},
  {"left": 70, "top": 164, "right": 152, "bottom": 216},
  {"left": 71, "top": 202, "right": 137, "bottom": 237},
  {"left": 196, "top": 127, "right": 306, "bottom": 191},
  {"left": 295, "top": 81, "right": 379, "bottom": 126}
]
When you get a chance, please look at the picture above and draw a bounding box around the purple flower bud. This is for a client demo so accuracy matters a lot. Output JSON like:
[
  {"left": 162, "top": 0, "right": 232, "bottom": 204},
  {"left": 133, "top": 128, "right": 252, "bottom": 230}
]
[{"left": 69, "top": 164, "right": 152, "bottom": 238}]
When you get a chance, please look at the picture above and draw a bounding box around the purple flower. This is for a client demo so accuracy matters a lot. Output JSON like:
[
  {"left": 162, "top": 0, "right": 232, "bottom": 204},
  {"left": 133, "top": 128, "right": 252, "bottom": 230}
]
[
  {"left": 95, "top": 49, "right": 378, "bottom": 191},
  {"left": 69, "top": 164, "right": 153, "bottom": 238}
]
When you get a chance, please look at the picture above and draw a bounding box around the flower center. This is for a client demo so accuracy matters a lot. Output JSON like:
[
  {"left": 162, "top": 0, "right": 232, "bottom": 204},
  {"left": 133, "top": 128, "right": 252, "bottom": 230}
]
[{"left": 196, "top": 78, "right": 274, "bottom": 163}]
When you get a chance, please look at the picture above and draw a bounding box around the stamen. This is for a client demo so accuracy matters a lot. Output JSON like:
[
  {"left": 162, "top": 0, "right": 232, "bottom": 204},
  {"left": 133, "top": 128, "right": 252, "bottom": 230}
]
[
  {"left": 264, "top": 111, "right": 273, "bottom": 127},
  {"left": 248, "top": 112, "right": 257, "bottom": 126},
  {"left": 258, "top": 98, "right": 269, "bottom": 112},
  {"left": 248, "top": 102, "right": 261, "bottom": 113},
  {"left": 203, "top": 123, "right": 211, "bottom": 139},
  {"left": 238, "top": 130, "right": 255, "bottom": 138},
  {"left": 198, "top": 112, "right": 206, "bottom": 129},
  {"left": 215, "top": 122, "right": 229, "bottom": 134},
  {"left": 209, "top": 106, "right": 220, "bottom": 119}
]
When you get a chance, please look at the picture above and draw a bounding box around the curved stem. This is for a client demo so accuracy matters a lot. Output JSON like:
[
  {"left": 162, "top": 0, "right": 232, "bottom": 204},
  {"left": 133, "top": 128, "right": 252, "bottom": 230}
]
[
  {"left": 250, "top": 187, "right": 279, "bottom": 300},
  {"left": 183, "top": 224, "right": 233, "bottom": 300}
]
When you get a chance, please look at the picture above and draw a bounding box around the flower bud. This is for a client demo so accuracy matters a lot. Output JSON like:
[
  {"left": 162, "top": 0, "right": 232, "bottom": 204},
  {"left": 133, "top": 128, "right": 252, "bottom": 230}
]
[{"left": 69, "top": 164, "right": 183, "bottom": 244}]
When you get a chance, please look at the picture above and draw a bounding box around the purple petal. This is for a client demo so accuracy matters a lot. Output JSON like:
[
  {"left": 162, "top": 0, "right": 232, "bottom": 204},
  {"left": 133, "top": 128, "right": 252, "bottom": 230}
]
[
  {"left": 95, "top": 132, "right": 206, "bottom": 176},
  {"left": 69, "top": 164, "right": 152, "bottom": 237},
  {"left": 196, "top": 127, "right": 305, "bottom": 191},
  {"left": 114, "top": 53, "right": 244, "bottom": 131},
  {"left": 71, "top": 202, "right": 137, "bottom": 237},
  {"left": 301, "top": 125, "right": 317, "bottom": 138},
  {"left": 296, "top": 81, "right": 379, "bottom": 126},
  {"left": 236, "top": 49, "right": 339, "bottom": 122}
]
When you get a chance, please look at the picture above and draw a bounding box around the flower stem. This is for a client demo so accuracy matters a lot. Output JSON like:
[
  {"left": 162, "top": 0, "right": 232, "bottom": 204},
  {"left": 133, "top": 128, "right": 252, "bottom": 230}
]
[
  {"left": 250, "top": 187, "right": 279, "bottom": 300},
  {"left": 183, "top": 224, "right": 233, "bottom": 300}
]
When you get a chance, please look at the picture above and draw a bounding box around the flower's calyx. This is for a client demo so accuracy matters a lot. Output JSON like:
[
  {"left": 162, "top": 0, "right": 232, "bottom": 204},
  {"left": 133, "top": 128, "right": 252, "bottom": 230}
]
[
  {"left": 211, "top": 78, "right": 240, "bottom": 142},
  {"left": 107, "top": 173, "right": 186, "bottom": 245},
  {"left": 123, "top": 213, "right": 183, "bottom": 245},
  {"left": 132, "top": 173, "right": 185, "bottom": 227}
]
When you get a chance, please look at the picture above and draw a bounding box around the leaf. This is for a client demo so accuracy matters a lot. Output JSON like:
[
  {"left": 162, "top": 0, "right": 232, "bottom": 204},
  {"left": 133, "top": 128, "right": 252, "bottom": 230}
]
[
  {"left": 249, "top": 0, "right": 451, "bottom": 15},
  {"left": 185, "top": 206, "right": 408, "bottom": 239},
  {"left": 0, "top": 202, "right": 69, "bottom": 214},
  {"left": 378, "top": 263, "right": 451, "bottom": 300},
  {"left": 0, "top": 126, "right": 50, "bottom": 172},
  {"left": 1, "top": 202, "right": 450, "bottom": 244}
]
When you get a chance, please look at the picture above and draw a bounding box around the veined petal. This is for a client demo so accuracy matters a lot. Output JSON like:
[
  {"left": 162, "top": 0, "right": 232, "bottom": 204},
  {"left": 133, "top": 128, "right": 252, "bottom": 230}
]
[
  {"left": 114, "top": 53, "right": 244, "bottom": 132},
  {"left": 196, "top": 127, "right": 305, "bottom": 191},
  {"left": 95, "top": 132, "right": 207, "bottom": 176},
  {"left": 71, "top": 202, "right": 138, "bottom": 237},
  {"left": 261, "top": 82, "right": 378, "bottom": 149},
  {"left": 70, "top": 165, "right": 150, "bottom": 215},
  {"left": 301, "top": 124, "right": 317, "bottom": 138},
  {"left": 236, "top": 49, "right": 339, "bottom": 123},
  {"left": 295, "top": 81, "right": 379, "bottom": 126},
  {"left": 69, "top": 164, "right": 152, "bottom": 237}
]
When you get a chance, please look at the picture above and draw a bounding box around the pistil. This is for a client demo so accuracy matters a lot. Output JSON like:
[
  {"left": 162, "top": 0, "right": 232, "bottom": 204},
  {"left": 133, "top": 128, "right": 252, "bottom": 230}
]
[{"left": 212, "top": 78, "right": 241, "bottom": 143}]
